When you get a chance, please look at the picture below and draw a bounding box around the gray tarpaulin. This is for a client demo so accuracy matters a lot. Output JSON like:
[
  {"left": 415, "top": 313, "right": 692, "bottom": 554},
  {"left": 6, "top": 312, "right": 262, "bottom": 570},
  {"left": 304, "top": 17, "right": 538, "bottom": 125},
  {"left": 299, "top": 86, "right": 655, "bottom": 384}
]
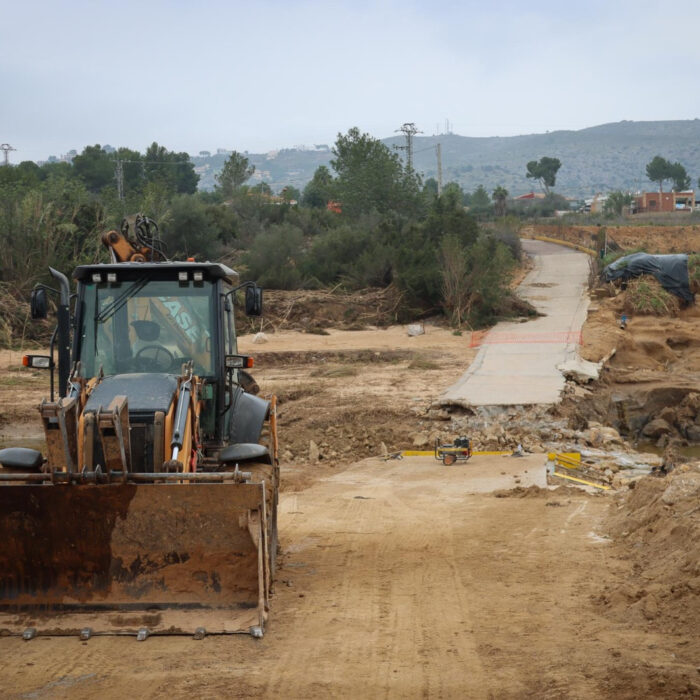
[{"left": 604, "top": 252, "right": 693, "bottom": 303}]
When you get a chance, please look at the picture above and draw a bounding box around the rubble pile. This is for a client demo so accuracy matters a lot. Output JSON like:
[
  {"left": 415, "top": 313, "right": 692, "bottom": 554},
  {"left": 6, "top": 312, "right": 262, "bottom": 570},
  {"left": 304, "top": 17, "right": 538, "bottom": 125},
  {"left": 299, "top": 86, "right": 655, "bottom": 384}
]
[
  {"left": 638, "top": 391, "right": 700, "bottom": 447},
  {"left": 597, "top": 464, "right": 700, "bottom": 637},
  {"left": 420, "top": 402, "right": 668, "bottom": 488}
]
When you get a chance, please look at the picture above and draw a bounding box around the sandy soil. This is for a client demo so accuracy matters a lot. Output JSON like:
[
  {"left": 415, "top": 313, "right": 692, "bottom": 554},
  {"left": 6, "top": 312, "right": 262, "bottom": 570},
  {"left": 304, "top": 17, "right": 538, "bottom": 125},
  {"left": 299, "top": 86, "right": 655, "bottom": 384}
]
[
  {"left": 237, "top": 326, "right": 478, "bottom": 473},
  {"left": 2, "top": 241, "right": 700, "bottom": 697},
  {"left": 0, "top": 350, "right": 51, "bottom": 446},
  {"left": 3, "top": 457, "right": 698, "bottom": 699}
]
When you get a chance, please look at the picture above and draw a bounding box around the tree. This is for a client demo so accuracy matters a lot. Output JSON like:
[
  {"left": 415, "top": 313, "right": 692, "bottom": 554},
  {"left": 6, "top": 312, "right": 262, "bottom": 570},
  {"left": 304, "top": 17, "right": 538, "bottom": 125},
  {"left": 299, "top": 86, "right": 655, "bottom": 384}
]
[
  {"left": 161, "top": 195, "right": 221, "bottom": 259},
  {"left": 144, "top": 142, "right": 198, "bottom": 195},
  {"left": 603, "top": 191, "right": 634, "bottom": 216},
  {"left": 242, "top": 223, "right": 305, "bottom": 289},
  {"left": 72, "top": 145, "right": 115, "bottom": 193},
  {"left": 423, "top": 187, "right": 479, "bottom": 247},
  {"left": 302, "top": 165, "right": 335, "bottom": 208},
  {"left": 330, "top": 127, "right": 421, "bottom": 217},
  {"left": 422, "top": 177, "right": 439, "bottom": 198},
  {"left": 114, "top": 147, "right": 145, "bottom": 195},
  {"left": 250, "top": 182, "right": 272, "bottom": 197},
  {"left": 469, "top": 184, "right": 491, "bottom": 218},
  {"left": 670, "top": 161, "right": 691, "bottom": 191},
  {"left": 525, "top": 157, "right": 561, "bottom": 194},
  {"left": 492, "top": 185, "right": 508, "bottom": 217},
  {"left": 280, "top": 185, "right": 301, "bottom": 202},
  {"left": 442, "top": 182, "right": 465, "bottom": 203},
  {"left": 215, "top": 151, "right": 255, "bottom": 198},
  {"left": 645, "top": 155, "right": 673, "bottom": 192}
]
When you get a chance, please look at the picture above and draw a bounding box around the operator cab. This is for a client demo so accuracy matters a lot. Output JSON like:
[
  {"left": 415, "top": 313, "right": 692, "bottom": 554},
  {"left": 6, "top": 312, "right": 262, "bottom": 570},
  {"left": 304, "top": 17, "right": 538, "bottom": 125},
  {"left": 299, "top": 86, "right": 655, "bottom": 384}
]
[
  {"left": 75, "top": 264, "right": 224, "bottom": 378},
  {"left": 72, "top": 261, "right": 256, "bottom": 448}
]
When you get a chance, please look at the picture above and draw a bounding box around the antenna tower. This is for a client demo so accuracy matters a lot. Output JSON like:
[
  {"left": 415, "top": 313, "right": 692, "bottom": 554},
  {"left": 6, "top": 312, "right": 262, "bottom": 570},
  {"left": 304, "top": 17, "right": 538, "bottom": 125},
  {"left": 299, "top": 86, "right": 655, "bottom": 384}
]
[{"left": 1, "top": 144, "right": 16, "bottom": 166}]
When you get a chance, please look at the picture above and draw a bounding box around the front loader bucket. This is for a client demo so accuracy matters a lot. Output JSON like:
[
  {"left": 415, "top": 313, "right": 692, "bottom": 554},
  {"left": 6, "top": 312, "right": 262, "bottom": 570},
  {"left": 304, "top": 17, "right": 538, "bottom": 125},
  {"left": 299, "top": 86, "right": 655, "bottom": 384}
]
[{"left": 0, "top": 482, "right": 270, "bottom": 638}]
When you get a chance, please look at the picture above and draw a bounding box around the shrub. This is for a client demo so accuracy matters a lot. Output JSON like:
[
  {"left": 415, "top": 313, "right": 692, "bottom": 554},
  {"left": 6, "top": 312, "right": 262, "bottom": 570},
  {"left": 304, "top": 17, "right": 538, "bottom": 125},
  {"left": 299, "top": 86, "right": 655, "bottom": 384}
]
[
  {"left": 241, "top": 223, "right": 306, "bottom": 289},
  {"left": 688, "top": 254, "right": 700, "bottom": 293},
  {"left": 439, "top": 233, "right": 516, "bottom": 328},
  {"left": 489, "top": 224, "right": 522, "bottom": 261},
  {"left": 160, "top": 195, "right": 222, "bottom": 260},
  {"left": 623, "top": 277, "right": 680, "bottom": 316}
]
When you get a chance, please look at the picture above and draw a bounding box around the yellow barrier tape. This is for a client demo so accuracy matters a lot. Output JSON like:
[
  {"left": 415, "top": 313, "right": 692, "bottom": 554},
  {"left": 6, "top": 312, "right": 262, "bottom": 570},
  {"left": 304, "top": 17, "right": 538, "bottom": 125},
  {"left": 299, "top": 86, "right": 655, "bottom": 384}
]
[
  {"left": 547, "top": 452, "right": 581, "bottom": 463},
  {"left": 552, "top": 471, "right": 611, "bottom": 490}
]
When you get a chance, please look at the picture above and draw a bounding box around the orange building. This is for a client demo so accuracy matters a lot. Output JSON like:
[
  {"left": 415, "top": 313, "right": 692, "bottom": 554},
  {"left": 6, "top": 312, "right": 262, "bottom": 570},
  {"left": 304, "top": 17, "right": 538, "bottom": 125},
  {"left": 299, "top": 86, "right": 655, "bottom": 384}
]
[{"left": 634, "top": 191, "right": 694, "bottom": 213}]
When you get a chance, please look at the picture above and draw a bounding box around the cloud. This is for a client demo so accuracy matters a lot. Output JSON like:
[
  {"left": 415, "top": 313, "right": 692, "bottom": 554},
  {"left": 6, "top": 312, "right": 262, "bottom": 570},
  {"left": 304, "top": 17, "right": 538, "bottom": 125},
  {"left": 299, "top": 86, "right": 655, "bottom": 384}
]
[{"left": 2, "top": 0, "right": 700, "bottom": 160}]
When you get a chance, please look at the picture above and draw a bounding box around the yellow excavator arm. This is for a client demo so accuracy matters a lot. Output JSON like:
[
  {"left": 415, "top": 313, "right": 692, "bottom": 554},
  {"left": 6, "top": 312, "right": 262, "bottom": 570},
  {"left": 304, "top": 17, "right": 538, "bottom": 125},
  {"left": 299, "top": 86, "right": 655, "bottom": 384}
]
[{"left": 102, "top": 214, "right": 167, "bottom": 263}]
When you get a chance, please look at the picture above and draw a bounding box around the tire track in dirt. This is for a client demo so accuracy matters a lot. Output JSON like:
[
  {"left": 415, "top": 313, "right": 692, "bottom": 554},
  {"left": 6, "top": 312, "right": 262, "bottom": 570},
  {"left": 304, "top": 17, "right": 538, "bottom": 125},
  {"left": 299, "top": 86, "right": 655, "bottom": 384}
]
[{"left": 2, "top": 457, "right": 696, "bottom": 698}]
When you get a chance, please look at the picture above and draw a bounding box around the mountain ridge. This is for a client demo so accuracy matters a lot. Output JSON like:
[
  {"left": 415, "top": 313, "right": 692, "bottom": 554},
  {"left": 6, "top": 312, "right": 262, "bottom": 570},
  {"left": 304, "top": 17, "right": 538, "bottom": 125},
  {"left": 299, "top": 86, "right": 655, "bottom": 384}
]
[{"left": 190, "top": 119, "right": 700, "bottom": 197}]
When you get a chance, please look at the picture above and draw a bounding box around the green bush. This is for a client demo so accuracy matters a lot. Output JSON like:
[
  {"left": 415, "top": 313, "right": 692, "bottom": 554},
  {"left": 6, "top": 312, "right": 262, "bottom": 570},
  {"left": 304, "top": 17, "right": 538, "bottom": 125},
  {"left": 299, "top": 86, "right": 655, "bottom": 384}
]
[
  {"left": 242, "top": 223, "right": 305, "bottom": 289},
  {"left": 160, "top": 195, "right": 223, "bottom": 260}
]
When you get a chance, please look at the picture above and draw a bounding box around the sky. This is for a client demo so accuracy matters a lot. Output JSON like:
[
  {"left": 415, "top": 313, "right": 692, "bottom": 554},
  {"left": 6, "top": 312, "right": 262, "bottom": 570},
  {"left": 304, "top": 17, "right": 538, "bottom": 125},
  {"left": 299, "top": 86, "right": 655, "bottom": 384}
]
[{"left": 2, "top": 0, "right": 700, "bottom": 163}]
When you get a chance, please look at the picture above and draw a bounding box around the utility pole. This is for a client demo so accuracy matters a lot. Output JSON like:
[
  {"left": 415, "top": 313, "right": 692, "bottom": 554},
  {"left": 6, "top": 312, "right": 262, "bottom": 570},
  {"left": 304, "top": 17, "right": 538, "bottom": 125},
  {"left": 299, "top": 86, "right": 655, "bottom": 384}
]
[
  {"left": 436, "top": 143, "right": 443, "bottom": 196},
  {"left": 1, "top": 144, "right": 16, "bottom": 166},
  {"left": 394, "top": 122, "right": 422, "bottom": 171},
  {"left": 115, "top": 159, "right": 124, "bottom": 200}
]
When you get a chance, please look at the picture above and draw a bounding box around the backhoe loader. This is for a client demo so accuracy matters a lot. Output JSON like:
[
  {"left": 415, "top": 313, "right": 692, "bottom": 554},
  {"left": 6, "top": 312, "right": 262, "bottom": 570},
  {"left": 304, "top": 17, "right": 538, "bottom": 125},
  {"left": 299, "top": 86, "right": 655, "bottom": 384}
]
[{"left": 0, "top": 216, "right": 279, "bottom": 640}]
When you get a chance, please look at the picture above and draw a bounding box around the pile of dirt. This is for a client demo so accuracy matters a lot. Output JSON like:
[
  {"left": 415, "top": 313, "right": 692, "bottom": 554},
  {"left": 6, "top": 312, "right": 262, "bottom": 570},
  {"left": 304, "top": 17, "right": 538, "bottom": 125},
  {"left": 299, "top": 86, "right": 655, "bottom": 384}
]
[
  {"left": 492, "top": 485, "right": 583, "bottom": 499},
  {"left": 493, "top": 485, "right": 549, "bottom": 498},
  {"left": 570, "top": 280, "right": 700, "bottom": 454},
  {"left": 492, "top": 484, "right": 590, "bottom": 500},
  {"left": 276, "top": 400, "right": 418, "bottom": 472},
  {"left": 236, "top": 287, "right": 405, "bottom": 335},
  {"left": 596, "top": 465, "right": 700, "bottom": 637}
]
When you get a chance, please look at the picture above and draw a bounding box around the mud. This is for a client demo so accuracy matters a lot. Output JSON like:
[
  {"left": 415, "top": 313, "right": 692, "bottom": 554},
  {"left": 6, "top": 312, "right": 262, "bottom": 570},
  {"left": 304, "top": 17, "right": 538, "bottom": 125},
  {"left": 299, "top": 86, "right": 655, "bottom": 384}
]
[
  {"left": 1, "top": 239, "right": 700, "bottom": 696},
  {"left": 2, "top": 457, "right": 699, "bottom": 698}
]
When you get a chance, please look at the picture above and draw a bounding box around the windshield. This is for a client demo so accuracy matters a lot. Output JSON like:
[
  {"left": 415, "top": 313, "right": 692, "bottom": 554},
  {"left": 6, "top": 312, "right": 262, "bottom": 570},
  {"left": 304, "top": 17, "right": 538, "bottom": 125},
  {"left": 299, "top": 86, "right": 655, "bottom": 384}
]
[{"left": 78, "top": 279, "right": 216, "bottom": 378}]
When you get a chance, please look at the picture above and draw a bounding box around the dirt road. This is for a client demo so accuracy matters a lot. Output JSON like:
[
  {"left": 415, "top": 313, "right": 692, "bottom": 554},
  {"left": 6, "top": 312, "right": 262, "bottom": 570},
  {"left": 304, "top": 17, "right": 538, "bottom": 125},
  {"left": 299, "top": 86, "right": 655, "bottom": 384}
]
[{"left": 3, "top": 455, "right": 697, "bottom": 699}]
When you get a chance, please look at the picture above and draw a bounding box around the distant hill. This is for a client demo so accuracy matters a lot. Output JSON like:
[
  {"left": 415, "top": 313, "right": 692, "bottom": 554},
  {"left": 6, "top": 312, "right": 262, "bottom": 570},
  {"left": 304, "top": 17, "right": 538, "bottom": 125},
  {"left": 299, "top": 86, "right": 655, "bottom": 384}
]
[{"left": 193, "top": 120, "right": 700, "bottom": 198}]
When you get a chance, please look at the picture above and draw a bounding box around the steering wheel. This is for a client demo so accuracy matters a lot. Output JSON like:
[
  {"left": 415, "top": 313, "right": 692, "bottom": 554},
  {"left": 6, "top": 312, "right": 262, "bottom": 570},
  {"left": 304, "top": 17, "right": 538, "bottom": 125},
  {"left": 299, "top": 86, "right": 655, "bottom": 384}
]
[{"left": 134, "top": 345, "right": 174, "bottom": 372}]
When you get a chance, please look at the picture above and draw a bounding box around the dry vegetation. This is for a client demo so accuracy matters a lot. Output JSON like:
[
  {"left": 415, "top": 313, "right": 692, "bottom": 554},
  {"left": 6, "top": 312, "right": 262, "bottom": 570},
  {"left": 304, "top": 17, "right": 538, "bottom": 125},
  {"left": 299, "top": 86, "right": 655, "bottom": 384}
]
[{"left": 622, "top": 277, "right": 680, "bottom": 316}]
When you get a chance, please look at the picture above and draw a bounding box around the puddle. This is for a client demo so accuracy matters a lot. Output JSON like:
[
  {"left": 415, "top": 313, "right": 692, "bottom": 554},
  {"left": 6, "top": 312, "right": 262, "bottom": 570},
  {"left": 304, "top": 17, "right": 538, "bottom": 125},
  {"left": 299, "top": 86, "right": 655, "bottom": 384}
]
[{"left": 634, "top": 442, "right": 700, "bottom": 459}]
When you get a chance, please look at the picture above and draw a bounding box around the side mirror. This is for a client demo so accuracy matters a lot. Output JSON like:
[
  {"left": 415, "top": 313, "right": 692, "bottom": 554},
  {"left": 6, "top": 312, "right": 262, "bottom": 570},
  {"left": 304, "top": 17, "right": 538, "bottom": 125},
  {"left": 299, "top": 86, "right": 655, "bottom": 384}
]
[
  {"left": 30, "top": 287, "right": 48, "bottom": 319},
  {"left": 245, "top": 285, "right": 263, "bottom": 317}
]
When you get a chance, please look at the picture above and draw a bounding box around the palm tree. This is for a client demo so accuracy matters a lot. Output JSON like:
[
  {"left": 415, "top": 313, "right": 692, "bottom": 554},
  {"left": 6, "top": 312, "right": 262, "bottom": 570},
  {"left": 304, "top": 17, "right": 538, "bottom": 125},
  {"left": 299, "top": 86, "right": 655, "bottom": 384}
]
[{"left": 492, "top": 186, "right": 508, "bottom": 217}]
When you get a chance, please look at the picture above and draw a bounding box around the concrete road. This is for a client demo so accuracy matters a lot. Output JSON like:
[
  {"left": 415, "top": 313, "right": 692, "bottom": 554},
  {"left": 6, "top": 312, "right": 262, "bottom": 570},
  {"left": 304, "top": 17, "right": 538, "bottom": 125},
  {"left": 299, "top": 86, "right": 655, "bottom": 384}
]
[{"left": 440, "top": 239, "right": 590, "bottom": 407}]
